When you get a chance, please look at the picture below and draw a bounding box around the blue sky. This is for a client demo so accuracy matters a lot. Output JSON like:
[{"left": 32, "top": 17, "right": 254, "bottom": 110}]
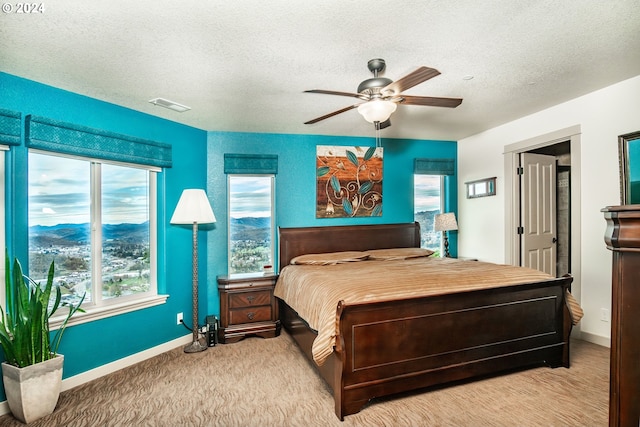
[
  {"left": 414, "top": 175, "right": 441, "bottom": 212},
  {"left": 28, "top": 152, "right": 149, "bottom": 226},
  {"left": 229, "top": 176, "right": 272, "bottom": 219}
]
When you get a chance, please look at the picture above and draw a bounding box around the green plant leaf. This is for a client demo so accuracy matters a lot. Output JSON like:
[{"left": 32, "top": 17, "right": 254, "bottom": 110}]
[
  {"left": 51, "top": 291, "right": 85, "bottom": 356},
  {"left": 1, "top": 252, "right": 85, "bottom": 367}
]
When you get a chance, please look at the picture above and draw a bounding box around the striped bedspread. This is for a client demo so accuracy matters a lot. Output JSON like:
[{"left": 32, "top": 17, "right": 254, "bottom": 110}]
[{"left": 274, "top": 256, "right": 561, "bottom": 366}]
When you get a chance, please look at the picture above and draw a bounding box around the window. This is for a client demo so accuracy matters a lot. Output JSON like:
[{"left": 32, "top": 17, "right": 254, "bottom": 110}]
[
  {"left": 28, "top": 151, "right": 157, "bottom": 314},
  {"left": 0, "top": 149, "right": 5, "bottom": 306},
  {"left": 228, "top": 175, "right": 274, "bottom": 274},
  {"left": 414, "top": 174, "right": 444, "bottom": 255}
]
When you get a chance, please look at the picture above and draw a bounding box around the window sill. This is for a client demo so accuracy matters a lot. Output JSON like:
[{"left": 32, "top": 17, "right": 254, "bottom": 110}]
[{"left": 49, "top": 294, "right": 169, "bottom": 330}]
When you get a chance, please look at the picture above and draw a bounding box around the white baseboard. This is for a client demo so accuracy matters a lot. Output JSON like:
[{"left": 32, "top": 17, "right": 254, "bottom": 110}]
[
  {"left": 0, "top": 334, "right": 192, "bottom": 417},
  {"left": 579, "top": 331, "right": 611, "bottom": 348}
]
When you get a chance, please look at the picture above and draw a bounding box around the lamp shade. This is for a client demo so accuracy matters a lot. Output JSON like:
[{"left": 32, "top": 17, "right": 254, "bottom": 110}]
[
  {"left": 434, "top": 212, "right": 458, "bottom": 232},
  {"left": 357, "top": 99, "right": 397, "bottom": 123},
  {"left": 170, "top": 189, "right": 216, "bottom": 224}
]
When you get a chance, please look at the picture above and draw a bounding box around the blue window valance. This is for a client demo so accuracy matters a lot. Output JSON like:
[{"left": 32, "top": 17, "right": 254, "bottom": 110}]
[
  {"left": 414, "top": 158, "right": 455, "bottom": 176},
  {"left": 0, "top": 108, "right": 22, "bottom": 146},
  {"left": 25, "top": 115, "right": 172, "bottom": 168},
  {"left": 224, "top": 153, "right": 278, "bottom": 174}
]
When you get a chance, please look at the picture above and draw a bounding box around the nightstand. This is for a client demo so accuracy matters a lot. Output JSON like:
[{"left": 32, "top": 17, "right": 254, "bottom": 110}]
[{"left": 217, "top": 273, "right": 281, "bottom": 343}]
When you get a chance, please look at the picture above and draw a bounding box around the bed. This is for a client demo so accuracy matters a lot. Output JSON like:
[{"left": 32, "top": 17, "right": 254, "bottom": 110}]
[{"left": 275, "top": 222, "right": 576, "bottom": 420}]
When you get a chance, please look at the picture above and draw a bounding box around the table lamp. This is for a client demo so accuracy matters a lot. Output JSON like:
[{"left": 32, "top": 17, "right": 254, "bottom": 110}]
[{"left": 434, "top": 212, "right": 458, "bottom": 258}]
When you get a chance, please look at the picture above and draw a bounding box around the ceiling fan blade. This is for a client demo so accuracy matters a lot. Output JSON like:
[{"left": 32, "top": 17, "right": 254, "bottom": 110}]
[
  {"left": 399, "top": 95, "right": 463, "bottom": 108},
  {"left": 304, "top": 89, "right": 365, "bottom": 99},
  {"left": 304, "top": 104, "right": 361, "bottom": 124},
  {"left": 382, "top": 67, "right": 441, "bottom": 95}
]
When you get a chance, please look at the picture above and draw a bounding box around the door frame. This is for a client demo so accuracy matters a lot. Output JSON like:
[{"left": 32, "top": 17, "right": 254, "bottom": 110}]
[{"left": 503, "top": 125, "right": 582, "bottom": 329}]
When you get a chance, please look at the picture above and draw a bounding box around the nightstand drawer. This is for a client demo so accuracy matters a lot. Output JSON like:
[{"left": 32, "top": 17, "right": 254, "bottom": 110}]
[
  {"left": 229, "top": 290, "right": 271, "bottom": 308},
  {"left": 217, "top": 273, "right": 281, "bottom": 343},
  {"left": 229, "top": 306, "right": 272, "bottom": 324}
]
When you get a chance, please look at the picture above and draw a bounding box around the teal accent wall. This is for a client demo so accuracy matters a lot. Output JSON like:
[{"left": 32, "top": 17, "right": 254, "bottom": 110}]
[
  {"left": 205, "top": 131, "right": 458, "bottom": 317},
  {"left": 0, "top": 72, "right": 207, "bottom": 400},
  {"left": 0, "top": 71, "right": 458, "bottom": 402}
]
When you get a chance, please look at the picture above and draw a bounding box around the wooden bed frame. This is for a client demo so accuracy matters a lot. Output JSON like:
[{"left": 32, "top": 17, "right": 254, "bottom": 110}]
[{"left": 277, "top": 222, "right": 574, "bottom": 420}]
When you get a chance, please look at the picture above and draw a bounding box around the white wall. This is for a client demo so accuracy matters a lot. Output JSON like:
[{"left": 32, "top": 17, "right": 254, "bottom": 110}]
[{"left": 458, "top": 75, "right": 640, "bottom": 344}]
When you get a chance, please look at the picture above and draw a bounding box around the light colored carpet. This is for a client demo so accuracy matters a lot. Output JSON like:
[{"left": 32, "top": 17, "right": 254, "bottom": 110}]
[{"left": 0, "top": 332, "right": 609, "bottom": 426}]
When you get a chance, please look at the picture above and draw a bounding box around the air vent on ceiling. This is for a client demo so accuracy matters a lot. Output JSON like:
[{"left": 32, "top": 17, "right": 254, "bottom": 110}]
[{"left": 148, "top": 98, "right": 191, "bottom": 113}]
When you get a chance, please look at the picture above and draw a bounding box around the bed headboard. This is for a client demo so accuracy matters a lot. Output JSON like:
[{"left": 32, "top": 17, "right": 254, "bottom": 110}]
[{"left": 278, "top": 222, "right": 421, "bottom": 271}]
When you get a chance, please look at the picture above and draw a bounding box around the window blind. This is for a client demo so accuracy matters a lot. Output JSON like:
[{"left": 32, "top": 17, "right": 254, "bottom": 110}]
[
  {"left": 25, "top": 115, "right": 172, "bottom": 168},
  {"left": 414, "top": 158, "right": 455, "bottom": 175},
  {"left": 224, "top": 153, "right": 278, "bottom": 174}
]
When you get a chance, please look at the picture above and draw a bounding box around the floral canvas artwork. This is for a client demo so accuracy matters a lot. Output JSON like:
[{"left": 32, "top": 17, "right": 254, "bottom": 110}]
[{"left": 316, "top": 145, "right": 383, "bottom": 218}]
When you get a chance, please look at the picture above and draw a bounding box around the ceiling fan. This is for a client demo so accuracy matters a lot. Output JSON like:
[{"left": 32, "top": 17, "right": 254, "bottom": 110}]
[{"left": 304, "top": 58, "right": 463, "bottom": 129}]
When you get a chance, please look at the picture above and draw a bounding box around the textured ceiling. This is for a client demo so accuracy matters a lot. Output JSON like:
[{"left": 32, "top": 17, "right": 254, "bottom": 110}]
[{"left": 2, "top": 1, "right": 639, "bottom": 141}]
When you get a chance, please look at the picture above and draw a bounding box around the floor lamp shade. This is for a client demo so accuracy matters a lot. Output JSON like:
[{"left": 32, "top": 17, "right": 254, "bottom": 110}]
[
  {"left": 170, "top": 189, "right": 216, "bottom": 225},
  {"left": 170, "top": 189, "right": 215, "bottom": 353}
]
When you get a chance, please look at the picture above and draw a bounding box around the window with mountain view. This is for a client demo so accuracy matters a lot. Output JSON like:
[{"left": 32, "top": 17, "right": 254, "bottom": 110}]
[
  {"left": 0, "top": 150, "right": 6, "bottom": 306},
  {"left": 28, "top": 151, "right": 156, "bottom": 309},
  {"left": 414, "top": 174, "right": 443, "bottom": 256},
  {"left": 228, "top": 175, "right": 274, "bottom": 275}
]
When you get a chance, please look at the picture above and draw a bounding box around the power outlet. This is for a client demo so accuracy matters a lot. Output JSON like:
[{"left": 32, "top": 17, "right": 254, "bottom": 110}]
[
  {"left": 600, "top": 308, "right": 610, "bottom": 322},
  {"left": 176, "top": 312, "right": 183, "bottom": 325}
]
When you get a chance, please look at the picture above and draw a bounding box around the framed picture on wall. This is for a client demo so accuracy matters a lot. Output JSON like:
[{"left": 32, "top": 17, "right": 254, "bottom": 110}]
[
  {"left": 316, "top": 146, "right": 383, "bottom": 218},
  {"left": 618, "top": 130, "right": 640, "bottom": 204}
]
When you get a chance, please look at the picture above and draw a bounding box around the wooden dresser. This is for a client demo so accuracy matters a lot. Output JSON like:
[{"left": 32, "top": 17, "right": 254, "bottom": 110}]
[
  {"left": 217, "top": 273, "right": 281, "bottom": 344},
  {"left": 603, "top": 205, "right": 640, "bottom": 427}
]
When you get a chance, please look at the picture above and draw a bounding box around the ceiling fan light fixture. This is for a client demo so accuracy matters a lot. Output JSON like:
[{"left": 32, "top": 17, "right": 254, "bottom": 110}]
[{"left": 357, "top": 99, "right": 397, "bottom": 123}]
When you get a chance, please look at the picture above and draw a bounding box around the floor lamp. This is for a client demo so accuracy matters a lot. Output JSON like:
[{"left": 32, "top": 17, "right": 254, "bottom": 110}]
[
  {"left": 170, "top": 189, "right": 216, "bottom": 353},
  {"left": 434, "top": 212, "right": 458, "bottom": 258}
]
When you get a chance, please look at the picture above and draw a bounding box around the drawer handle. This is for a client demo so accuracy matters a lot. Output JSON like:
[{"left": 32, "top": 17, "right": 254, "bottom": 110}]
[
  {"left": 247, "top": 312, "right": 255, "bottom": 320},
  {"left": 246, "top": 295, "right": 255, "bottom": 303}
]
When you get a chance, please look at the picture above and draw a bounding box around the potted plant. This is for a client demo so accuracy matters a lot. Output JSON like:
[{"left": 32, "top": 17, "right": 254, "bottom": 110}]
[{"left": 0, "top": 255, "right": 84, "bottom": 424}]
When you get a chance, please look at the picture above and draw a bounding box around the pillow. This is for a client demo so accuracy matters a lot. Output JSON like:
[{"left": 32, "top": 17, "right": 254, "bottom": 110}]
[
  {"left": 290, "top": 251, "right": 369, "bottom": 265},
  {"left": 365, "top": 247, "right": 434, "bottom": 261}
]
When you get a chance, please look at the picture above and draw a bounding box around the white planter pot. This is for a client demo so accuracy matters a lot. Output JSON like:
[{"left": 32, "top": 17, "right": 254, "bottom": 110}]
[{"left": 2, "top": 355, "right": 64, "bottom": 424}]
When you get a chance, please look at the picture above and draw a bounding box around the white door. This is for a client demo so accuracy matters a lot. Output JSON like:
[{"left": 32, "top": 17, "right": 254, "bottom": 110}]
[{"left": 520, "top": 153, "right": 557, "bottom": 276}]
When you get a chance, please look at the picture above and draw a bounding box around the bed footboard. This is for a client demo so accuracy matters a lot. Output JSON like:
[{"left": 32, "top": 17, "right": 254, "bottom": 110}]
[
  {"left": 277, "top": 223, "right": 574, "bottom": 420},
  {"left": 332, "top": 277, "right": 573, "bottom": 419},
  {"left": 319, "top": 276, "right": 572, "bottom": 420}
]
